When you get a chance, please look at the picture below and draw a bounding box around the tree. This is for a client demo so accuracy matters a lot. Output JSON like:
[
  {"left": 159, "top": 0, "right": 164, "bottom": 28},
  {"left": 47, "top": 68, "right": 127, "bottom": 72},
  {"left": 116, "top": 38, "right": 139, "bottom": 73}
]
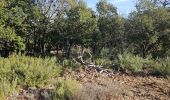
[
  {"left": 96, "top": 0, "right": 117, "bottom": 18},
  {"left": 96, "top": 0, "right": 126, "bottom": 57},
  {"left": 0, "top": 0, "right": 26, "bottom": 57},
  {"left": 127, "top": 4, "right": 170, "bottom": 58},
  {"left": 136, "top": 0, "right": 155, "bottom": 11},
  {"left": 65, "top": 1, "right": 97, "bottom": 58},
  {"left": 153, "top": 0, "right": 170, "bottom": 7},
  {"left": 32, "top": 0, "right": 74, "bottom": 55}
]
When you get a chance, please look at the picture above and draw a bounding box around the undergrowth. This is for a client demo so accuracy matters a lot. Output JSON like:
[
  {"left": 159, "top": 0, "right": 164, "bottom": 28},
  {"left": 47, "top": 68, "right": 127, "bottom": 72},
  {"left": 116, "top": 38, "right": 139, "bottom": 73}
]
[
  {"left": 115, "top": 52, "right": 170, "bottom": 77},
  {"left": 51, "top": 78, "right": 80, "bottom": 100},
  {"left": 0, "top": 54, "right": 61, "bottom": 99}
]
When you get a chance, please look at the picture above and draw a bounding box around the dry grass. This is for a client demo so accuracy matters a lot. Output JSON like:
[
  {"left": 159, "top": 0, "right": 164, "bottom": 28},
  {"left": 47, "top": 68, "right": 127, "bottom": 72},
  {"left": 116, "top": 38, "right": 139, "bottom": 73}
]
[{"left": 74, "top": 80, "right": 123, "bottom": 100}]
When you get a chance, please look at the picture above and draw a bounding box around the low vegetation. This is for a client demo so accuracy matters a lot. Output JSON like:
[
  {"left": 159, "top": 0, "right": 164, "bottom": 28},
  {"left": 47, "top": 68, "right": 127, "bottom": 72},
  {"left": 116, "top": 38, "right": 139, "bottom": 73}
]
[
  {"left": 62, "top": 59, "right": 82, "bottom": 69},
  {"left": 0, "top": 0, "right": 170, "bottom": 99},
  {"left": 115, "top": 52, "right": 152, "bottom": 72},
  {"left": 151, "top": 57, "right": 170, "bottom": 76},
  {"left": 0, "top": 55, "right": 61, "bottom": 99},
  {"left": 74, "top": 81, "right": 122, "bottom": 100},
  {"left": 51, "top": 78, "right": 80, "bottom": 100},
  {"left": 94, "top": 58, "right": 112, "bottom": 68},
  {"left": 116, "top": 52, "right": 170, "bottom": 77}
]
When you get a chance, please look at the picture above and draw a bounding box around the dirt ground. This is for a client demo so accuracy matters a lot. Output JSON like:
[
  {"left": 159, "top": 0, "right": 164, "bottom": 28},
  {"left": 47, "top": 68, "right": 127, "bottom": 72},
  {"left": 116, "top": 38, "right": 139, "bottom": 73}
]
[
  {"left": 64, "top": 68, "right": 170, "bottom": 100},
  {"left": 8, "top": 68, "right": 170, "bottom": 100}
]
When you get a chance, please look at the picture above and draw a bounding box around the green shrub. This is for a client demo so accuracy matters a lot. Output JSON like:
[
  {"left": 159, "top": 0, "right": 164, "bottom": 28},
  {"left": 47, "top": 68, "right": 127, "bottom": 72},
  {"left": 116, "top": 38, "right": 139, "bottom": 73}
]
[
  {"left": 115, "top": 52, "right": 152, "bottom": 72},
  {"left": 94, "top": 58, "right": 112, "bottom": 68},
  {"left": 51, "top": 78, "right": 80, "bottom": 100},
  {"left": 99, "top": 48, "right": 119, "bottom": 60},
  {"left": 115, "top": 52, "right": 170, "bottom": 76},
  {"left": 151, "top": 57, "right": 170, "bottom": 76},
  {"left": 100, "top": 48, "right": 110, "bottom": 58},
  {"left": 0, "top": 54, "right": 61, "bottom": 97},
  {"left": 0, "top": 80, "right": 17, "bottom": 100},
  {"left": 62, "top": 59, "right": 81, "bottom": 69},
  {"left": 116, "top": 52, "right": 142, "bottom": 72},
  {"left": 0, "top": 54, "right": 61, "bottom": 99}
]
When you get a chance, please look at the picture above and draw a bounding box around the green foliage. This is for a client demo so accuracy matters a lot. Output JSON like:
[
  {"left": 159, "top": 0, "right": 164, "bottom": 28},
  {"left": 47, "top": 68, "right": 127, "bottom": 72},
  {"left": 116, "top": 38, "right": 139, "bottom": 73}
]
[
  {"left": 115, "top": 52, "right": 151, "bottom": 72},
  {"left": 66, "top": 4, "right": 97, "bottom": 47},
  {"left": 0, "top": 55, "right": 61, "bottom": 87},
  {"left": 97, "top": 1, "right": 125, "bottom": 53},
  {"left": 0, "top": 0, "right": 169, "bottom": 60},
  {"left": 0, "top": 0, "right": 170, "bottom": 99},
  {"left": 0, "top": 79, "right": 17, "bottom": 100},
  {"left": 51, "top": 78, "right": 80, "bottom": 100},
  {"left": 0, "top": 0, "right": 169, "bottom": 78},
  {"left": 127, "top": 6, "right": 170, "bottom": 58},
  {"left": 0, "top": 54, "right": 61, "bottom": 98},
  {"left": 0, "top": 26, "right": 25, "bottom": 52},
  {"left": 96, "top": 0, "right": 117, "bottom": 17},
  {"left": 151, "top": 57, "right": 170, "bottom": 76},
  {"left": 94, "top": 58, "right": 112, "bottom": 68},
  {"left": 0, "top": 0, "right": 27, "bottom": 54},
  {"left": 115, "top": 52, "right": 170, "bottom": 76},
  {"left": 99, "top": 48, "right": 110, "bottom": 58},
  {"left": 62, "top": 59, "right": 81, "bottom": 69},
  {"left": 136, "top": 0, "right": 155, "bottom": 11},
  {"left": 67, "top": 4, "right": 92, "bottom": 22},
  {"left": 0, "top": 0, "right": 5, "bottom": 9},
  {"left": 99, "top": 48, "right": 120, "bottom": 60},
  {"left": 0, "top": 26, "right": 17, "bottom": 41}
]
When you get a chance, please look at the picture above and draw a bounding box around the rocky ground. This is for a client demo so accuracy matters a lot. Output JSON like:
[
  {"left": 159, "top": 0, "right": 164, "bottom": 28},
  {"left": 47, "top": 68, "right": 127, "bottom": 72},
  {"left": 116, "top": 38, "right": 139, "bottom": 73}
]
[{"left": 7, "top": 68, "right": 170, "bottom": 100}]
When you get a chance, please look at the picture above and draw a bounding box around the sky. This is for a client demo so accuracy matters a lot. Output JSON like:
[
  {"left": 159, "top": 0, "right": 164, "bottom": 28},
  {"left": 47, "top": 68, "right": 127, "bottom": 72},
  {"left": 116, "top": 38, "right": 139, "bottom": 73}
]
[{"left": 86, "top": 0, "right": 137, "bottom": 17}]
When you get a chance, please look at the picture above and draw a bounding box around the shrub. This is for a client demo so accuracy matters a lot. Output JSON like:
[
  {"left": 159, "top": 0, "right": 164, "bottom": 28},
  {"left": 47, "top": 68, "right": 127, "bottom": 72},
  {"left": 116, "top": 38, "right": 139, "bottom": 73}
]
[
  {"left": 13, "top": 55, "right": 61, "bottom": 86},
  {"left": 115, "top": 52, "right": 152, "bottom": 72},
  {"left": 0, "top": 54, "right": 61, "bottom": 98},
  {"left": 151, "top": 57, "right": 170, "bottom": 76},
  {"left": 116, "top": 52, "right": 142, "bottom": 72},
  {"left": 100, "top": 48, "right": 110, "bottom": 58},
  {"left": 115, "top": 52, "right": 170, "bottom": 76},
  {"left": 62, "top": 59, "right": 81, "bottom": 69},
  {"left": 99, "top": 48, "right": 119, "bottom": 60},
  {"left": 0, "top": 80, "right": 17, "bottom": 100},
  {"left": 94, "top": 58, "right": 112, "bottom": 68},
  {"left": 51, "top": 78, "right": 80, "bottom": 100}
]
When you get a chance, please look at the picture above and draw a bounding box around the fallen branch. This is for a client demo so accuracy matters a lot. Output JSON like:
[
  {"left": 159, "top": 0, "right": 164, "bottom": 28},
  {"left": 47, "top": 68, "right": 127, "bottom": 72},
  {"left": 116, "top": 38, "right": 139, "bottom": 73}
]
[{"left": 75, "top": 56, "right": 114, "bottom": 75}]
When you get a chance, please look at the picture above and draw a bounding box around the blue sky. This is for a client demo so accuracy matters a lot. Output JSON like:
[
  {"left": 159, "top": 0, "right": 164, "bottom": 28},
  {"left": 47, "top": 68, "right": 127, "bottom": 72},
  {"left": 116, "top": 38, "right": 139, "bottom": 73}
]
[{"left": 86, "top": 0, "right": 136, "bottom": 16}]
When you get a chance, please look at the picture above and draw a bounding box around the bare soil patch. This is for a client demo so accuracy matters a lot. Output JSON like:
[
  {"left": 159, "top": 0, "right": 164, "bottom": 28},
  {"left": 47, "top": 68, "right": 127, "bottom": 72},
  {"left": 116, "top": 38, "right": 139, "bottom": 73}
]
[{"left": 64, "top": 68, "right": 170, "bottom": 100}]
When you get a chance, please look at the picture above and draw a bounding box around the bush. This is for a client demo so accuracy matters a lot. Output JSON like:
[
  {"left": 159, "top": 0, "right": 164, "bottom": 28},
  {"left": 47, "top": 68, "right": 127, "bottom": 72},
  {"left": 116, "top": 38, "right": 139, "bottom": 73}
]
[
  {"left": 0, "top": 54, "right": 61, "bottom": 98},
  {"left": 62, "top": 59, "right": 81, "bottom": 69},
  {"left": 116, "top": 52, "right": 142, "bottom": 72},
  {"left": 151, "top": 57, "right": 170, "bottom": 76},
  {"left": 99, "top": 48, "right": 119, "bottom": 60},
  {"left": 51, "top": 78, "right": 80, "bottom": 100},
  {"left": 0, "top": 80, "right": 17, "bottom": 100},
  {"left": 115, "top": 52, "right": 152, "bottom": 72},
  {"left": 115, "top": 52, "right": 170, "bottom": 77},
  {"left": 94, "top": 58, "right": 112, "bottom": 68}
]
